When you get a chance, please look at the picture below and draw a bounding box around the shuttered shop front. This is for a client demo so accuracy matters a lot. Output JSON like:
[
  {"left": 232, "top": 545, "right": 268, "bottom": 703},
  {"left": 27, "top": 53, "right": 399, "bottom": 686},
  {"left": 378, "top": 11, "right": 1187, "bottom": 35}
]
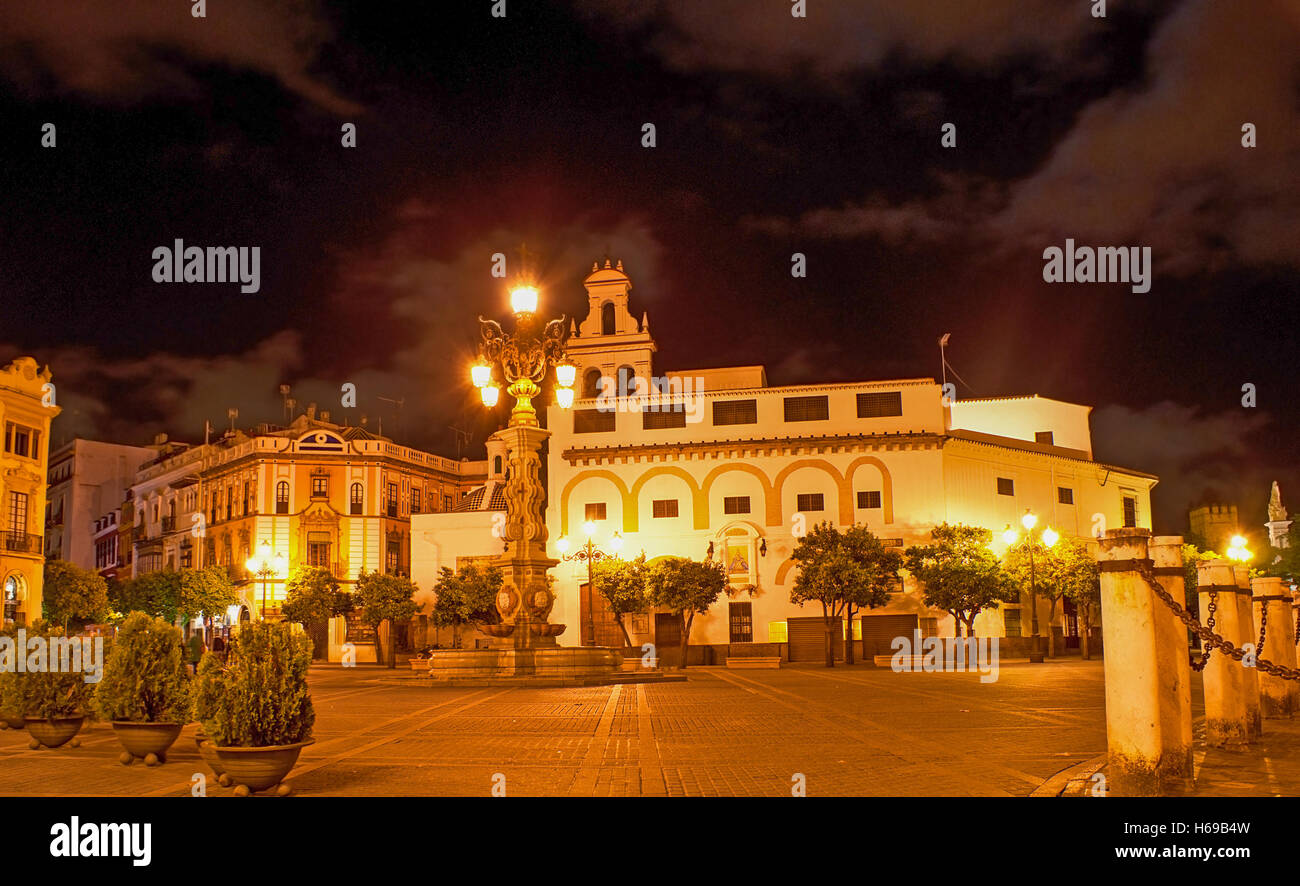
[
  {"left": 787, "top": 616, "right": 843, "bottom": 662},
  {"left": 860, "top": 615, "right": 919, "bottom": 659}
]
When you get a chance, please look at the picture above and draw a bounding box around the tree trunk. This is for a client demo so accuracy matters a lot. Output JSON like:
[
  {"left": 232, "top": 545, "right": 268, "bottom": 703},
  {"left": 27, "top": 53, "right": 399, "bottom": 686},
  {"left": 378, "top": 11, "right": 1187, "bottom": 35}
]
[
  {"left": 1080, "top": 612, "right": 1092, "bottom": 660},
  {"left": 1047, "top": 598, "right": 1059, "bottom": 658},
  {"left": 844, "top": 605, "right": 856, "bottom": 665},
  {"left": 679, "top": 612, "right": 692, "bottom": 670},
  {"left": 614, "top": 613, "right": 633, "bottom": 649},
  {"left": 823, "top": 604, "right": 835, "bottom": 668}
]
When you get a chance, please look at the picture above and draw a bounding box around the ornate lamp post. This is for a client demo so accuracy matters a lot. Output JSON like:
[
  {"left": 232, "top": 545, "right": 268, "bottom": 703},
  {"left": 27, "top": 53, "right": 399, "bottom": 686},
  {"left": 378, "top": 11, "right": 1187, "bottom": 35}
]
[
  {"left": 469, "top": 270, "right": 577, "bottom": 651},
  {"left": 244, "top": 539, "right": 287, "bottom": 621},
  {"left": 1003, "top": 509, "right": 1058, "bottom": 664},
  {"left": 556, "top": 522, "right": 623, "bottom": 646}
]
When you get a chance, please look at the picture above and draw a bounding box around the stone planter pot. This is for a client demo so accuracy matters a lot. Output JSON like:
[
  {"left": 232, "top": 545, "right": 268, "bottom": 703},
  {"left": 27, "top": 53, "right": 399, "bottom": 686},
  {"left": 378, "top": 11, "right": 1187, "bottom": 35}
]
[
  {"left": 194, "top": 728, "right": 231, "bottom": 784},
  {"left": 214, "top": 739, "right": 314, "bottom": 795},
  {"left": 2, "top": 713, "right": 26, "bottom": 730},
  {"left": 25, "top": 716, "right": 84, "bottom": 748},
  {"left": 112, "top": 721, "right": 182, "bottom": 764}
]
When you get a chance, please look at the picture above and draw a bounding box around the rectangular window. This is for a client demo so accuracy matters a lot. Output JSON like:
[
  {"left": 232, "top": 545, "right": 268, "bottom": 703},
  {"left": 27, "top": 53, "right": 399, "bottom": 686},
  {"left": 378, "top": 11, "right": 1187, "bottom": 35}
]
[
  {"left": 729, "top": 602, "right": 754, "bottom": 644},
  {"left": 574, "top": 408, "right": 616, "bottom": 434},
  {"left": 444, "top": 494, "right": 454, "bottom": 512},
  {"left": 652, "top": 499, "right": 679, "bottom": 519},
  {"left": 1057, "top": 487, "right": 1074, "bottom": 505},
  {"left": 996, "top": 477, "right": 1015, "bottom": 496},
  {"left": 642, "top": 410, "right": 687, "bottom": 430},
  {"left": 312, "top": 475, "right": 328, "bottom": 498},
  {"left": 857, "top": 490, "right": 882, "bottom": 509},
  {"left": 4, "top": 423, "right": 34, "bottom": 458},
  {"left": 796, "top": 493, "right": 824, "bottom": 512},
  {"left": 723, "top": 496, "right": 751, "bottom": 515},
  {"left": 713, "top": 399, "right": 758, "bottom": 426},
  {"left": 387, "top": 483, "right": 399, "bottom": 518},
  {"left": 1035, "top": 431, "right": 1055, "bottom": 445},
  {"left": 856, "top": 391, "right": 903, "bottom": 418},
  {"left": 308, "top": 532, "right": 331, "bottom": 568},
  {"left": 1004, "top": 608, "right": 1022, "bottom": 637},
  {"left": 411, "top": 488, "right": 421, "bottom": 514},
  {"left": 1122, "top": 495, "right": 1138, "bottom": 528},
  {"left": 8, "top": 491, "right": 28, "bottom": 538},
  {"left": 784, "top": 395, "right": 829, "bottom": 422},
  {"left": 386, "top": 541, "right": 401, "bottom": 574},
  {"left": 585, "top": 502, "right": 607, "bottom": 521}
]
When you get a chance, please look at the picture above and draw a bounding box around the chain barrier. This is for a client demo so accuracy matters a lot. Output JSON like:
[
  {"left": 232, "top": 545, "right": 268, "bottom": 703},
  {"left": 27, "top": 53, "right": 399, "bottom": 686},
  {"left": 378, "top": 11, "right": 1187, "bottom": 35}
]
[{"left": 1133, "top": 559, "right": 1300, "bottom": 683}]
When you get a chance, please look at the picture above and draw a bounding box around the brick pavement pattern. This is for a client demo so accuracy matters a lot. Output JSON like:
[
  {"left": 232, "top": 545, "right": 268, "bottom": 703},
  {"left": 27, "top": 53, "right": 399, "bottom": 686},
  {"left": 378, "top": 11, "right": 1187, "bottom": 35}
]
[{"left": 0, "top": 659, "right": 1291, "bottom": 797}]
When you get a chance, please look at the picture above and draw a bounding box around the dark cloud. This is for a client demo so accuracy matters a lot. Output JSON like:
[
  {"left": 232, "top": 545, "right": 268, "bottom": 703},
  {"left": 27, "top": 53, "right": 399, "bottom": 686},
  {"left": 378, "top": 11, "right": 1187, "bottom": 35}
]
[{"left": 0, "top": 0, "right": 358, "bottom": 113}]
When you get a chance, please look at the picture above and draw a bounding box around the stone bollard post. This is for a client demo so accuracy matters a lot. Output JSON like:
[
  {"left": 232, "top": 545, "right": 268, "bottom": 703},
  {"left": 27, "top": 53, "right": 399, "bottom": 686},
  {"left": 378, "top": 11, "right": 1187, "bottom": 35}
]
[
  {"left": 1196, "top": 559, "right": 1250, "bottom": 748},
  {"left": 1097, "top": 529, "right": 1193, "bottom": 795},
  {"left": 1252, "top": 575, "right": 1299, "bottom": 718},
  {"left": 1234, "top": 565, "right": 1262, "bottom": 739},
  {"left": 1150, "top": 536, "right": 1193, "bottom": 789}
]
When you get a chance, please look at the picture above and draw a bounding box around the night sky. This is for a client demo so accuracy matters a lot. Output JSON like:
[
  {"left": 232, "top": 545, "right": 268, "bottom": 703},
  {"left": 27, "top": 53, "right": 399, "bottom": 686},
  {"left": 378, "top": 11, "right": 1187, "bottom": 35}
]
[{"left": 0, "top": 0, "right": 1295, "bottom": 536}]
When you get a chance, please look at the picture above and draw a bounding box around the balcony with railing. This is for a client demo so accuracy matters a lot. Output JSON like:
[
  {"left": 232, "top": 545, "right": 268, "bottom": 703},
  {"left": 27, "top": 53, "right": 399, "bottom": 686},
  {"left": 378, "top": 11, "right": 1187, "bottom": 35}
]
[{"left": 4, "top": 532, "right": 43, "bottom": 555}]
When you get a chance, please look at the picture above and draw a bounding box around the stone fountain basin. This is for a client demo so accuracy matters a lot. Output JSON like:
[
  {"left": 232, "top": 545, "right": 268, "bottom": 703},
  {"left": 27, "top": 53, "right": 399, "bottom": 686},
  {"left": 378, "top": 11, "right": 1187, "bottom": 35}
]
[
  {"left": 529, "top": 623, "right": 566, "bottom": 637},
  {"left": 476, "top": 623, "right": 515, "bottom": 637}
]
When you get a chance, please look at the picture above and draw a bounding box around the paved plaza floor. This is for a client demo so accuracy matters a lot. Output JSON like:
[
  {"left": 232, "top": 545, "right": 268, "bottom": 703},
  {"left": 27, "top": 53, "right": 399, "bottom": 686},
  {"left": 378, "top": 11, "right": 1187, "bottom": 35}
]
[{"left": 0, "top": 658, "right": 1293, "bottom": 797}]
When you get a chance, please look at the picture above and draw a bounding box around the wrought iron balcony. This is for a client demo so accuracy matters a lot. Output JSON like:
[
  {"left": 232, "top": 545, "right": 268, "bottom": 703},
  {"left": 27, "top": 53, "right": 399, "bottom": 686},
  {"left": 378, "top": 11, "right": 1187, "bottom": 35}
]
[{"left": 4, "top": 532, "right": 43, "bottom": 555}]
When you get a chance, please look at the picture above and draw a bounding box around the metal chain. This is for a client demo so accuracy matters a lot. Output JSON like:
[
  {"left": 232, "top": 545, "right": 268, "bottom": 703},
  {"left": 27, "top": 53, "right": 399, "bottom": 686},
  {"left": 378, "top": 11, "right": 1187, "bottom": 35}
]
[
  {"left": 1257, "top": 598, "right": 1267, "bottom": 659},
  {"left": 1294, "top": 604, "right": 1299, "bottom": 647},
  {"left": 1133, "top": 559, "right": 1300, "bottom": 682},
  {"left": 1192, "top": 590, "right": 1215, "bottom": 673}
]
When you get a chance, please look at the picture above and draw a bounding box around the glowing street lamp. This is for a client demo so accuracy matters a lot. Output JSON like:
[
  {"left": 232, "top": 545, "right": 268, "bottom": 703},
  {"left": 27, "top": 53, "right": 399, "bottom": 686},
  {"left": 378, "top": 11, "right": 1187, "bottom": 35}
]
[
  {"left": 1226, "top": 534, "right": 1252, "bottom": 562},
  {"left": 245, "top": 539, "right": 287, "bottom": 620},
  {"left": 480, "top": 384, "right": 500, "bottom": 407},
  {"left": 1003, "top": 508, "right": 1059, "bottom": 663},
  {"left": 471, "top": 359, "right": 492, "bottom": 389},
  {"left": 558, "top": 525, "right": 623, "bottom": 646},
  {"left": 509, "top": 284, "right": 539, "bottom": 316}
]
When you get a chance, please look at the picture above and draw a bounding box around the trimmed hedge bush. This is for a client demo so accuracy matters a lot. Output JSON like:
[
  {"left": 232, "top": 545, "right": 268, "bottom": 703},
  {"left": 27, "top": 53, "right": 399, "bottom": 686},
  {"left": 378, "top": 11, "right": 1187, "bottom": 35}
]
[
  {"left": 199, "top": 622, "right": 314, "bottom": 747},
  {"left": 93, "top": 611, "right": 191, "bottom": 724}
]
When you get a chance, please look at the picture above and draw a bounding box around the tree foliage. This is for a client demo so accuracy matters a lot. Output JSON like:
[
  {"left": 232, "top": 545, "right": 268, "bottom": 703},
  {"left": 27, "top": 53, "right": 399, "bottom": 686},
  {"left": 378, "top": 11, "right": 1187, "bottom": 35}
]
[
  {"left": 109, "top": 571, "right": 182, "bottom": 624},
  {"left": 905, "top": 523, "right": 1016, "bottom": 637},
  {"left": 1003, "top": 534, "right": 1097, "bottom": 657},
  {"left": 431, "top": 563, "right": 502, "bottom": 647},
  {"left": 646, "top": 557, "right": 726, "bottom": 669},
  {"left": 355, "top": 570, "right": 419, "bottom": 667},
  {"left": 590, "top": 555, "right": 649, "bottom": 647},
  {"left": 178, "top": 566, "right": 239, "bottom": 625},
  {"left": 789, "top": 523, "right": 903, "bottom": 665},
  {"left": 281, "top": 566, "right": 353, "bottom": 625},
  {"left": 42, "top": 560, "right": 109, "bottom": 630}
]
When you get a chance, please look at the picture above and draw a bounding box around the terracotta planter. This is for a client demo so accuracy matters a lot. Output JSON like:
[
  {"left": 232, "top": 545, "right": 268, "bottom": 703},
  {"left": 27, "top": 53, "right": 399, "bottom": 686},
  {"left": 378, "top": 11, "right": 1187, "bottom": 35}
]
[
  {"left": 2, "top": 713, "right": 25, "bottom": 730},
  {"left": 25, "top": 716, "right": 84, "bottom": 748},
  {"left": 112, "top": 721, "right": 182, "bottom": 761},
  {"left": 214, "top": 739, "right": 313, "bottom": 793},
  {"left": 194, "top": 728, "right": 227, "bottom": 779}
]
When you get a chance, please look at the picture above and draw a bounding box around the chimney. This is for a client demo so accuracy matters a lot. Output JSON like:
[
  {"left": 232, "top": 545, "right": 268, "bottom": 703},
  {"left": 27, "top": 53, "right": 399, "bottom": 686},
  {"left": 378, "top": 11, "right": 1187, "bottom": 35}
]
[
  {"left": 306, "top": 402, "right": 317, "bottom": 420},
  {"left": 153, "top": 433, "right": 168, "bottom": 446},
  {"left": 320, "top": 410, "right": 330, "bottom": 423}
]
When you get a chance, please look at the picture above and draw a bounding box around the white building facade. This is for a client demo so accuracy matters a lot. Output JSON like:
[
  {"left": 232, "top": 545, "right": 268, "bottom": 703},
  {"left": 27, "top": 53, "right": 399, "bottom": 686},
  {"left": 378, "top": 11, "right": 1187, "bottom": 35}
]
[{"left": 542, "top": 260, "right": 1158, "bottom": 663}]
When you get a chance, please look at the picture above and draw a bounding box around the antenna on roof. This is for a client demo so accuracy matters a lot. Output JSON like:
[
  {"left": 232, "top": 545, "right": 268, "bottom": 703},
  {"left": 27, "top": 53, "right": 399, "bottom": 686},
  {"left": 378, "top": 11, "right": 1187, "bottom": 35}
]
[
  {"left": 938, "top": 333, "right": 975, "bottom": 398},
  {"left": 279, "top": 385, "right": 291, "bottom": 426},
  {"left": 377, "top": 395, "right": 404, "bottom": 441},
  {"left": 450, "top": 425, "right": 473, "bottom": 458}
]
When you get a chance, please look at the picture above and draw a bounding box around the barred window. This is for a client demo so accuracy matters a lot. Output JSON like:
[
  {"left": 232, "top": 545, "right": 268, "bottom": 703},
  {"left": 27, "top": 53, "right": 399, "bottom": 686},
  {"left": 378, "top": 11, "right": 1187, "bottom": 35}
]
[
  {"left": 1004, "top": 608, "right": 1022, "bottom": 636},
  {"left": 723, "top": 496, "right": 751, "bottom": 515},
  {"left": 1035, "top": 431, "right": 1055, "bottom": 445},
  {"left": 585, "top": 502, "right": 607, "bottom": 521},
  {"left": 1057, "top": 487, "right": 1074, "bottom": 505},
  {"left": 652, "top": 499, "right": 679, "bottom": 519},
  {"left": 857, "top": 490, "right": 882, "bottom": 509},
  {"left": 643, "top": 410, "right": 687, "bottom": 430},
  {"left": 796, "top": 493, "right": 824, "bottom": 512},
  {"left": 713, "top": 399, "right": 757, "bottom": 426},
  {"left": 996, "top": 477, "right": 1015, "bottom": 496},
  {"left": 784, "top": 395, "right": 829, "bottom": 422},
  {"left": 574, "top": 408, "right": 616, "bottom": 434},
  {"left": 856, "top": 391, "right": 903, "bottom": 418}
]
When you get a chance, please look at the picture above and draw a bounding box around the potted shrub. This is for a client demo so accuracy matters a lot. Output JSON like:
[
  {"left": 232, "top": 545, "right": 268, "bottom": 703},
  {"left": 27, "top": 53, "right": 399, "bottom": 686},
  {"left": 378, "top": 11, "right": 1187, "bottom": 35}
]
[
  {"left": 22, "top": 623, "right": 94, "bottom": 749},
  {"left": 93, "top": 612, "right": 191, "bottom": 766},
  {"left": 200, "top": 621, "right": 315, "bottom": 796},
  {"left": 192, "top": 652, "right": 230, "bottom": 785},
  {"left": 0, "top": 625, "right": 25, "bottom": 730}
]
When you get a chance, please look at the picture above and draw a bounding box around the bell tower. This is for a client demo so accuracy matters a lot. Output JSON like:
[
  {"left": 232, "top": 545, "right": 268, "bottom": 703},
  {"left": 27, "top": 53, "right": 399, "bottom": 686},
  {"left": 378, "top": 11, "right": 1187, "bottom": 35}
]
[{"left": 565, "top": 258, "right": 656, "bottom": 399}]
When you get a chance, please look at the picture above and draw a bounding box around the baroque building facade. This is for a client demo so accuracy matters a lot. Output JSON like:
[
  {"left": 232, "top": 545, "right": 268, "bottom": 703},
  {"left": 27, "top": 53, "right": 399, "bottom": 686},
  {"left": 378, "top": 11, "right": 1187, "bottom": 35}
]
[
  {"left": 543, "top": 261, "right": 1158, "bottom": 663},
  {"left": 0, "top": 358, "right": 60, "bottom": 626}
]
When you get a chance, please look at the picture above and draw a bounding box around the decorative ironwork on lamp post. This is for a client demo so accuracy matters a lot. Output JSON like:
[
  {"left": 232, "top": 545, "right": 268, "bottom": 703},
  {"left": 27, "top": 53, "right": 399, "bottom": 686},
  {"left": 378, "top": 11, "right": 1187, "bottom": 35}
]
[
  {"left": 556, "top": 522, "right": 623, "bottom": 646},
  {"left": 245, "top": 539, "right": 286, "bottom": 621},
  {"left": 468, "top": 258, "right": 578, "bottom": 649},
  {"left": 1003, "top": 509, "right": 1058, "bottom": 664}
]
